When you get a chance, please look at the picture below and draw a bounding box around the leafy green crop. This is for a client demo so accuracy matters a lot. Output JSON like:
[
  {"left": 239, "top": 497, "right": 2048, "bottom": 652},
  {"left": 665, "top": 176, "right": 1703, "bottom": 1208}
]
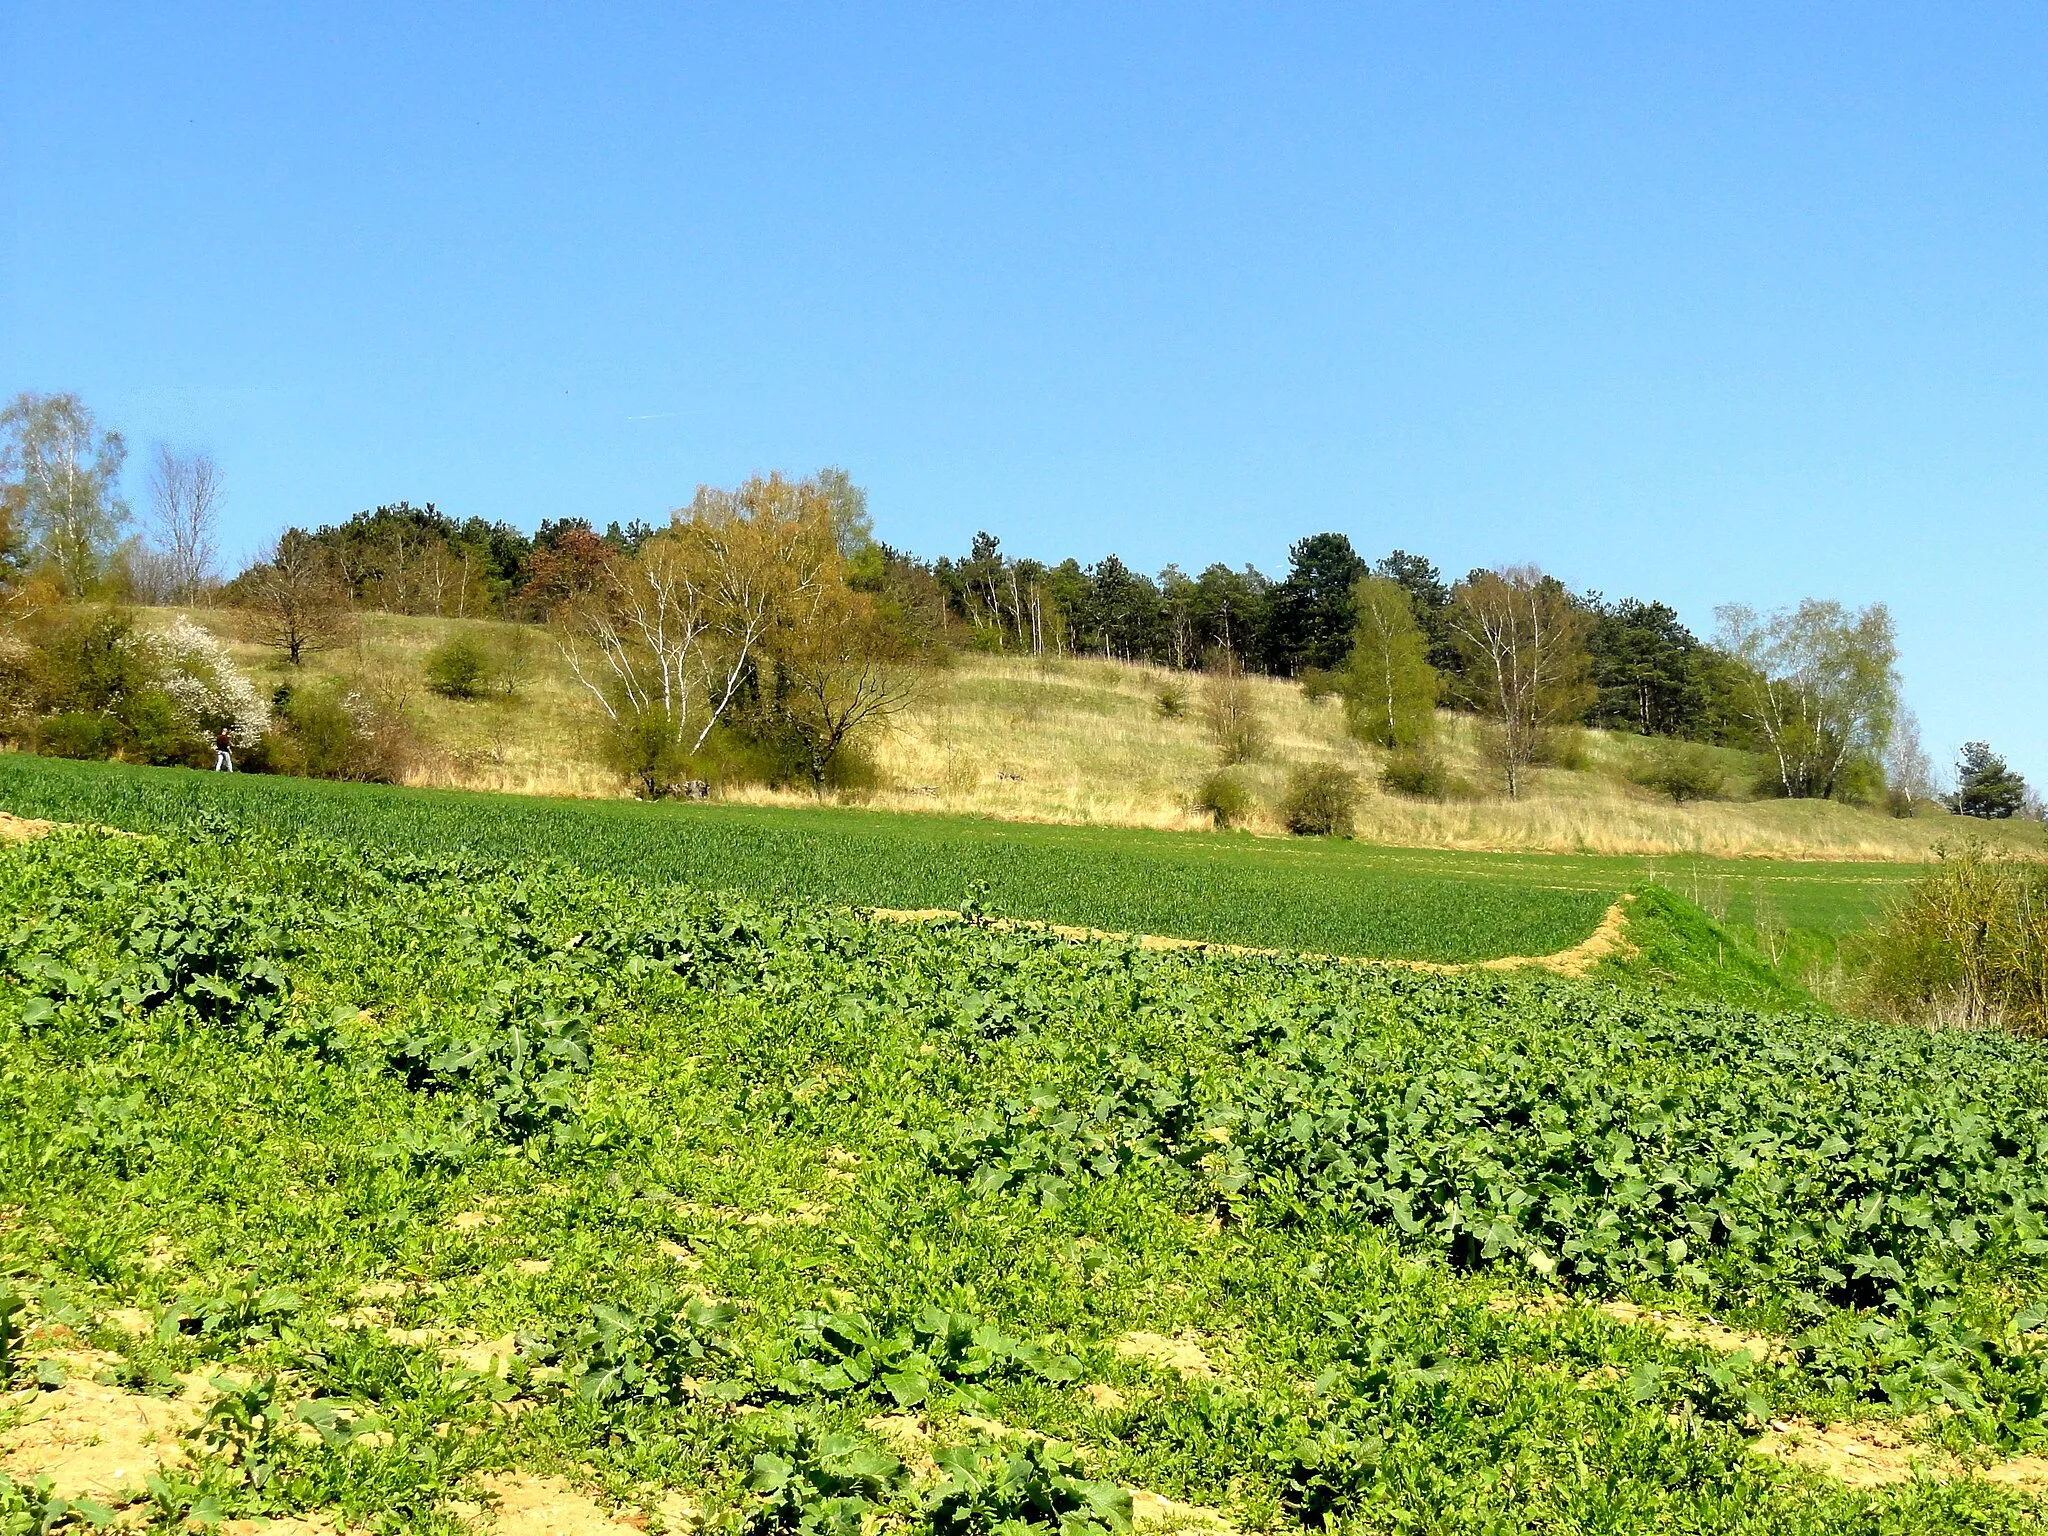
[{"left": 6, "top": 822, "right": 2048, "bottom": 1532}]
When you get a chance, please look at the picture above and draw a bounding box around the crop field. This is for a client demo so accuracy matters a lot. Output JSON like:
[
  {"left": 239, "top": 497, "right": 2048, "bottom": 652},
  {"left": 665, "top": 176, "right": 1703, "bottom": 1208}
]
[
  {"left": 0, "top": 756, "right": 1929, "bottom": 965},
  {"left": 6, "top": 823, "right": 2048, "bottom": 1531}
]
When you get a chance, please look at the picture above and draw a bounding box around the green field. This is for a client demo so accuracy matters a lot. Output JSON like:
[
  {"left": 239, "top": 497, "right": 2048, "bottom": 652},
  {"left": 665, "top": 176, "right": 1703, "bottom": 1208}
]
[
  {"left": 0, "top": 756, "right": 1923, "bottom": 963},
  {"left": 4, "top": 823, "right": 2045, "bottom": 1531}
]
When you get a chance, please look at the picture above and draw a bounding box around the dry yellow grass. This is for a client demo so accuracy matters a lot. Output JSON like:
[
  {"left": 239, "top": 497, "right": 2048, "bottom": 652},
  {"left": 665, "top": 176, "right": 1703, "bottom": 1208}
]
[{"left": 157, "top": 609, "right": 2044, "bottom": 863}]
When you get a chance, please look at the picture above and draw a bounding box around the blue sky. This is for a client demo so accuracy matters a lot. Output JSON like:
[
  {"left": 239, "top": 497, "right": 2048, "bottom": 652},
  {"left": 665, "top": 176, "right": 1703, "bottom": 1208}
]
[{"left": 5, "top": 4, "right": 2045, "bottom": 781}]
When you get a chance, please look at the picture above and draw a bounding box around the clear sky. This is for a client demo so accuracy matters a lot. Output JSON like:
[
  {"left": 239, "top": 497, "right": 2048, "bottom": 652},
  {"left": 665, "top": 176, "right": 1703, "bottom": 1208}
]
[{"left": 5, "top": 4, "right": 2044, "bottom": 782}]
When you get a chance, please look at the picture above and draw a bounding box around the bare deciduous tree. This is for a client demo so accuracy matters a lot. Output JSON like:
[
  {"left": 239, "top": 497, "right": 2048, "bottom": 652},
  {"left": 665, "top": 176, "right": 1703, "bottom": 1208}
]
[
  {"left": 140, "top": 445, "right": 224, "bottom": 604},
  {"left": 234, "top": 531, "right": 352, "bottom": 664},
  {"left": 1447, "top": 566, "right": 1593, "bottom": 798},
  {"left": 768, "top": 581, "right": 914, "bottom": 789}
]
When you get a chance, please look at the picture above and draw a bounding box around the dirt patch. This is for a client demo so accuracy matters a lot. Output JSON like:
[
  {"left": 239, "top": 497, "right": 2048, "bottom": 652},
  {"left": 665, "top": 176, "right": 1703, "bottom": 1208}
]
[
  {"left": 0, "top": 1360, "right": 207, "bottom": 1502},
  {"left": 1488, "top": 1292, "right": 1788, "bottom": 1363},
  {"left": 1596, "top": 1300, "right": 1787, "bottom": 1362},
  {"left": 864, "top": 895, "right": 1635, "bottom": 975},
  {"left": 451, "top": 1210, "right": 503, "bottom": 1232},
  {"left": 439, "top": 1334, "right": 522, "bottom": 1375},
  {"left": 1082, "top": 1383, "right": 1129, "bottom": 1410},
  {"left": 1753, "top": 1419, "right": 1936, "bottom": 1488},
  {"left": 1979, "top": 1456, "right": 2048, "bottom": 1492},
  {"left": 515, "top": 1259, "right": 553, "bottom": 1276},
  {"left": 0, "top": 812, "right": 53, "bottom": 843},
  {"left": 1115, "top": 1332, "right": 1219, "bottom": 1381},
  {"left": 863, "top": 1413, "right": 940, "bottom": 1477},
  {"left": 469, "top": 1473, "right": 648, "bottom": 1535},
  {"left": 1752, "top": 1418, "right": 2048, "bottom": 1493},
  {"left": 657, "top": 1240, "right": 704, "bottom": 1270}
]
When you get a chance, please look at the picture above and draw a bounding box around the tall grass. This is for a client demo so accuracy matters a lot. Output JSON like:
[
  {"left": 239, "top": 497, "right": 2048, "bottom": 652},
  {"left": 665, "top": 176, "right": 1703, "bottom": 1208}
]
[{"left": 138, "top": 608, "right": 2048, "bottom": 860}]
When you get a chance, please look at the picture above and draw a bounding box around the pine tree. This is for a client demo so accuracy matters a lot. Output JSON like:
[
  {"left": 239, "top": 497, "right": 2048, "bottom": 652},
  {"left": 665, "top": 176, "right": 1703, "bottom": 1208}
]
[{"left": 1951, "top": 741, "right": 2029, "bottom": 819}]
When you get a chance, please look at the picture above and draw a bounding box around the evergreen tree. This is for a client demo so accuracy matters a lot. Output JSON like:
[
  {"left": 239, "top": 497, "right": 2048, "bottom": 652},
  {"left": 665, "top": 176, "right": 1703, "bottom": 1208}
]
[
  {"left": 1265, "top": 532, "right": 1368, "bottom": 673},
  {"left": 1951, "top": 741, "right": 2028, "bottom": 819},
  {"left": 1586, "top": 598, "right": 1707, "bottom": 737}
]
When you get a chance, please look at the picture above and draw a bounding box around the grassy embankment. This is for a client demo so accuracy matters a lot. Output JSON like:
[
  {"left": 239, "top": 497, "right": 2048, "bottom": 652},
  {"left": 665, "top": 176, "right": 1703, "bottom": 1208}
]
[
  {"left": 6, "top": 824, "right": 2048, "bottom": 1531},
  {"left": 157, "top": 606, "right": 2046, "bottom": 862}
]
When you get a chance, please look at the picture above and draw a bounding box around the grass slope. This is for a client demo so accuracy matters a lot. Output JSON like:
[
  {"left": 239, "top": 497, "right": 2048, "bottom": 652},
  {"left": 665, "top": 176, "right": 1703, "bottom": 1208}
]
[
  {"left": 5, "top": 828, "right": 2047, "bottom": 1531},
  {"left": 157, "top": 606, "right": 2047, "bottom": 861}
]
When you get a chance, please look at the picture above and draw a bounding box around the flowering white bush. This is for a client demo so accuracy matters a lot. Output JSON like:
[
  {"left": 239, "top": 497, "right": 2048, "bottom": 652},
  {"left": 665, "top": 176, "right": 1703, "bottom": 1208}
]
[{"left": 145, "top": 617, "right": 270, "bottom": 749}]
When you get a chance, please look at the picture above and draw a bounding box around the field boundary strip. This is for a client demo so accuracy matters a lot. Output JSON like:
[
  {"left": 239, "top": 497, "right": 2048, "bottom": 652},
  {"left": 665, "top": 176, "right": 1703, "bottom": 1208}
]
[{"left": 863, "top": 892, "right": 1636, "bottom": 973}]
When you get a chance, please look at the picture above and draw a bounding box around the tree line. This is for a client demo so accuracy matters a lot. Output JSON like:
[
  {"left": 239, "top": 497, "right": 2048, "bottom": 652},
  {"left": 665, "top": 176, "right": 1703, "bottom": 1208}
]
[{"left": 0, "top": 387, "right": 2035, "bottom": 815}]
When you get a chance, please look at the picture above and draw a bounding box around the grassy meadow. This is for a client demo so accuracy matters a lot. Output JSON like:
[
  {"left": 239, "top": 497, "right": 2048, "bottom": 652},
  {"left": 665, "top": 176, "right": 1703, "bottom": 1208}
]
[{"left": 151, "top": 607, "right": 2045, "bottom": 862}]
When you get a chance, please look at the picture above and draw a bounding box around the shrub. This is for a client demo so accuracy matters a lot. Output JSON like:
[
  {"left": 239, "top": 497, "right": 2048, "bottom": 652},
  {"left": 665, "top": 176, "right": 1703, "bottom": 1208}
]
[
  {"left": 1154, "top": 682, "right": 1188, "bottom": 719},
  {"left": 1297, "top": 667, "right": 1342, "bottom": 702},
  {"left": 602, "top": 708, "right": 695, "bottom": 800},
  {"left": 269, "top": 683, "right": 413, "bottom": 783},
  {"left": 37, "top": 710, "right": 120, "bottom": 760},
  {"left": 1199, "top": 657, "right": 1266, "bottom": 766},
  {"left": 1380, "top": 749, "right": 1467, "bottom": 800},
  {"left": 424, "top": 632, "right": 494, "bottom": 699},
  {"left": 1631, "top": 742, "right": 1724, "bottom": 804},
  {"left": 1193, "top": 770, "right": 1253, "bottom": 829},
  {"left": 1536, "top": 728, "right": 1591, "bottom": 771},
  {"left": 1863, "top": 843, "right": 2048, "bottom": 1032},
  {"left": 1280, "top": 763, "right": 1357, "bottom": 837}
]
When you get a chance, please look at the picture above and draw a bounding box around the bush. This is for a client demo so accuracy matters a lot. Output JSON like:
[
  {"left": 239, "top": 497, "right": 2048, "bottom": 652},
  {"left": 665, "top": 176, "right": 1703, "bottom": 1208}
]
[
  {"left": 424, "top": 632, "right": 493, "bottom": 699},
  {"left": 1199, "top": 659, "right": 1266, "bottom": 766},
  {"left": 37, "top": 710, "right": 119, "bottom": 761},
  {"left": 1, "top": 608, "right": 266, "bottom": 767},
  {"left": 269, "top": 683, "right": 414, "bottom": 783},
  {"left": 602, "top": 708, "right": 695, "bottom": 800},
  {"left": 1536, "top": 728, "right": 1591, "bottom": 772},
  {"left": 1297, "top": 667, "right": 1342, "bottom": 702},
  {"left": 1631, "top": 742, "right": 1724, "bottom": 804},
  {"left": 1863, "top": 843, "right": 2048, "bottom": 1032},
  {"left": 1193, "top": 770, "right": 1253, "bottom": 829},
  {"left": 1379, "top": 749, "right": 1472, "bottom": 801},
  {"left": 1280, "top": 763, "right": 1357, "bottom": 837},
  {"left": 1154, "top": 682, "right": 1188, "bottom": 719}
]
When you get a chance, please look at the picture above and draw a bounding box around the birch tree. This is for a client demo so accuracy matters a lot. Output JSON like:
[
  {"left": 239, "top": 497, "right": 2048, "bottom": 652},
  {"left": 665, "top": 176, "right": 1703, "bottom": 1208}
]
[
  {"left": 0, "top": 391, "right": 130, "bottom": 596},
  {"left": 1338, "top": 573, "right": 1440, "bottom": 749},
  {"left": 143, "top": 445, "right": 224, "bottom": 603},
  {"left": 1714, "top": 600, "right": 1897, "bottom": 800},
  {"left": 557, "top": 473, "right": 840, "bottom": 789},
  {"left": 1447, "top": 566, "right": 1593, "bottom": 797}
]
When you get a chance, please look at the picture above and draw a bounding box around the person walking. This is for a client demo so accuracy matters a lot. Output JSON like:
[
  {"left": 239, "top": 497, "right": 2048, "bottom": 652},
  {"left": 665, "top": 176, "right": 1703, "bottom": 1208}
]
[{"left": 213, "top": 728, "right": 234, "bottom": 772}]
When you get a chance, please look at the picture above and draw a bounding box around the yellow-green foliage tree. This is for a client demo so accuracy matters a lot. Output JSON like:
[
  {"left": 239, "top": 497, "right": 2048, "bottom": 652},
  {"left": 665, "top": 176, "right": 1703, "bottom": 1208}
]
[
  {"left": 557, "top": 471, "right": 912, "bottom": 796},
  {"left": 1338, "top": 573, "right": 1440, "bottom": 750}
]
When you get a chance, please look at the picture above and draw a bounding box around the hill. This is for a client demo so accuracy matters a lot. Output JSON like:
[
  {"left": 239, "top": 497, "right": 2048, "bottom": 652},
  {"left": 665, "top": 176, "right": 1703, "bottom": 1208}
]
[{"left": 160, "top": 606, "right": 2044, "bottom": 862}]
